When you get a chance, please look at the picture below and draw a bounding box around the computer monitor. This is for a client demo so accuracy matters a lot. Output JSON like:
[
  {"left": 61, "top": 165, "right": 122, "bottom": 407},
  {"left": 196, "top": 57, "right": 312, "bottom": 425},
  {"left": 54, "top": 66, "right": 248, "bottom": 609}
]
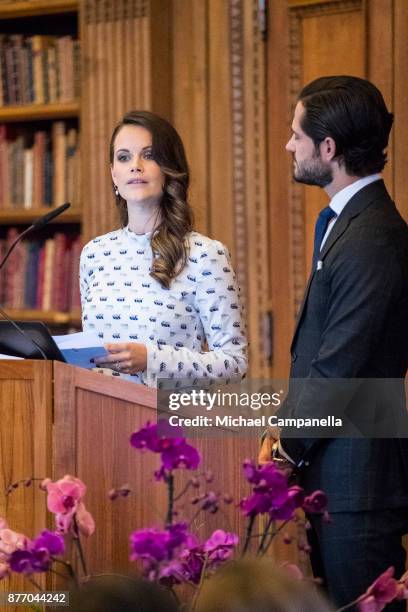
[{"left": 0, "top": 321, "right": 66, "bottom": 361}]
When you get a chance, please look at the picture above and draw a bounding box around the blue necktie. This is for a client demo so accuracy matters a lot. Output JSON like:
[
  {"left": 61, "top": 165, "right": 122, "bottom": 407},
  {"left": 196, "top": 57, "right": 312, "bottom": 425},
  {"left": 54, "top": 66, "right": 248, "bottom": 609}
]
[{"left": 313, "top": 206, "right": 337, "bottom": 267}]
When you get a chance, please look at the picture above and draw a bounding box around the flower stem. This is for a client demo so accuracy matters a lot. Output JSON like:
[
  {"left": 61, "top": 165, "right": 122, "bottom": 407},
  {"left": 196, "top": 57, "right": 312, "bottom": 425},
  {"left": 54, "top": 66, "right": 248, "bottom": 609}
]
[
  {"left": 260, "top": 518, "right": 291, "bottom": 556},
  {"left": 166, "top": 473, "right": 175, "bottom": 525},
  {"left": 52, "top": 557, "right": 78, "bottom": 587},
  {"left": 27, "top": 577, "right": 44, "bottom": 591},
  {"left": 49, "top": 567, "right": 70, "bottom": 581},
  {"left": 190, "top": 552, "right": 209, "bottom": 611},
  {"left": 257, "top": 517, "right": 273, "bottom": 555},
  {"left": 169, "top": 587, "right": 181, "bottom": 604},
  {"left": 336, "top": 601, "right": 359, "bottom": 612},
  {"left": 73, "top": 515, "right": 88, "bottom": 577},
  {"left": 173, "top": 480, "right": 192, "bottom": 502},
  {"left": 241, "top": 514, "right": 256, "bottom": 556}
]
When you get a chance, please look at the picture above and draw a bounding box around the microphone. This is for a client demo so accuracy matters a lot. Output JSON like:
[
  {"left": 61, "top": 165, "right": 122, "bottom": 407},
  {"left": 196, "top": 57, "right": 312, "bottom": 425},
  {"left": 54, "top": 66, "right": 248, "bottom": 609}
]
[
  {"left": 0, "top": 202, "right": 71, "bottom": 360},
  {"left": 32, "top": 202, "right": 71, "bottom": 230},
  {"left": 0, "top": 202, "right": 71, "bottom": 272}
]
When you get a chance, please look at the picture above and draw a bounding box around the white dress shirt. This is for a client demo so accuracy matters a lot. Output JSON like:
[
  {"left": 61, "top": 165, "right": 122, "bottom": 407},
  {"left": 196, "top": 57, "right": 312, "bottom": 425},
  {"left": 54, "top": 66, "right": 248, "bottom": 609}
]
[{"left": 320, "top": 174, "right": 381, "bottom": 250}]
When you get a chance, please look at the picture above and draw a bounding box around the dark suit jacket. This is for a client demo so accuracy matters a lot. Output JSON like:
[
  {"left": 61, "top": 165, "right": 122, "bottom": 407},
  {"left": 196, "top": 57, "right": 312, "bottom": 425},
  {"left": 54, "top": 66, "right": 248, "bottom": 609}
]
[{"left": 280, "top": 180, "right": 408, "bottom": 512}]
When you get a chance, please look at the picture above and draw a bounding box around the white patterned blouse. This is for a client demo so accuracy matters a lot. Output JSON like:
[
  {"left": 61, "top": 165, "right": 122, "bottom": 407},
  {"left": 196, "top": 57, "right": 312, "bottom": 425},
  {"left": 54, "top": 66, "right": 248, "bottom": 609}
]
[{"left": 79, "top": 227, "right": 247, "bottom": 387}]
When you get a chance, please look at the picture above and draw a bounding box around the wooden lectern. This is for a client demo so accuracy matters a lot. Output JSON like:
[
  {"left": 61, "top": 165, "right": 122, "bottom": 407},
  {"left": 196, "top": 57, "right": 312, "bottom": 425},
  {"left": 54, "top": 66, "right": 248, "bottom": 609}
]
[{"left": 0, "top": 360, "right": 262, "bottom": 607}]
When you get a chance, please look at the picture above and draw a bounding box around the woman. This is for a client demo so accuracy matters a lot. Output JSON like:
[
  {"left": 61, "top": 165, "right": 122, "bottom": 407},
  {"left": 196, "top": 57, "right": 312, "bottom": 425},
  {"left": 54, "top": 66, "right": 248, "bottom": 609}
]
[{"left": 80, "top": 111, "right": 247, "bottom": 386}]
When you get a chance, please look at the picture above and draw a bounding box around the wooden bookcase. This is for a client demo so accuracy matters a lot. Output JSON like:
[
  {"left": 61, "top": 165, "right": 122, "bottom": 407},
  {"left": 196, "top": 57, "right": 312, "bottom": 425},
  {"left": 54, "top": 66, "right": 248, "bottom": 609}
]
[{"left": 0, "top": 0, "right": 81, "bottom": 330}]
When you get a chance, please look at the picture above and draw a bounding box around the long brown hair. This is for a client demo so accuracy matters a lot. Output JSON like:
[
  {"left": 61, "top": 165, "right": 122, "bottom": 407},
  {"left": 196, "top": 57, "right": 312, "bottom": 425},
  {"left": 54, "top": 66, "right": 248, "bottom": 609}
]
[{"left": 109, "top": 110, "right": 194, "bottom": 289}]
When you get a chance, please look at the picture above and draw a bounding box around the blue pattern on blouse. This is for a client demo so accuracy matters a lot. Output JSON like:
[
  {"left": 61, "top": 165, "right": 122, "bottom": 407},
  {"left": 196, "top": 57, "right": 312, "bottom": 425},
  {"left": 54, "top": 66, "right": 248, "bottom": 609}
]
[{"left": 79, "top": 227, "right": 247, "bottom": 387}]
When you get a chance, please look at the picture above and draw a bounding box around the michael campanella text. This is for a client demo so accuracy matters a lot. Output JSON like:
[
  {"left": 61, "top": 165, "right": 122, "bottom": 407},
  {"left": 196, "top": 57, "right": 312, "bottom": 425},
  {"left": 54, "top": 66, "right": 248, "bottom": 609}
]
[{"left": 168, "top": 415, "right": 343, "bottom": 428}]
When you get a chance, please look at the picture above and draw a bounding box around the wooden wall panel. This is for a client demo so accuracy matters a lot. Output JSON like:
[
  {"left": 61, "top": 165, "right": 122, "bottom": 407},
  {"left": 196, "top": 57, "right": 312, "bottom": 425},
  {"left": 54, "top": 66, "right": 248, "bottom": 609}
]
[
  {"left": 207, "top": 0, "right": 235, "bottom": 253},
  {"left": 301, "top": 5, "right": 364, "bottom": 276},
  {"left": 267, "top": 0, "right": 408, "bottom": 577},
  {"left": 288, "top": 0, "right": 364, "bottom": 306},
  {"left": 240, "top": 0, "right": 271, "bottom": 377},
  {"left": 172, "top": 0, "right": 209, "bottom": 234},
  {"left": 267, "top": 1, "right": 292, "bottom": 378},
  {"left": 53, "top": 363, "right": 259, "bottom": 577},
  {"left": 268, "top": 0, "right": 407, "bottom": 384},
  {"left": 172, "top": 0, "right": 272, "bottom": 377},
  {"left": 393, "top": 0, "right": 408, "bottom": 220},
  {"left": 81, "top": 0, "right": 171, "bottom": 241},
  {"left": 0, "top": 362, "right": 53, "bottom": 606},
  {"left": 367, "top": 0, "right": 393, "bottom": 191}
]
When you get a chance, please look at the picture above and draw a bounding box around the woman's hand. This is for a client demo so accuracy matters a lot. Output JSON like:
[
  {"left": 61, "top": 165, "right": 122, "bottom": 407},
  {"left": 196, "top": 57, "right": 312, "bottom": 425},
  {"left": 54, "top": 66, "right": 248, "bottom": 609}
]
[{"left": 94, "top": 342, "right": 147, "bottom": 375}]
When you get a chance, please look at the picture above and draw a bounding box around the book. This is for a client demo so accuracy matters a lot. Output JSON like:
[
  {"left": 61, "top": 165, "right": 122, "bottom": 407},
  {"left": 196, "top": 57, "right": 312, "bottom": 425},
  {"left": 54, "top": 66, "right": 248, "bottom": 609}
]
[
  {"left": 52, "top": 121, "right": 66, "bottom": 205},
  {"left": 36, "top": 242, "right": 46, "bottom": 309},
  {"left": 23, "top": 147, "right": 33, "bottom": 209},
  {"left": 41, "top": 238, "right": 55, "bottom": 311},
  {"left": 24, "top": 240, "right": 40, "bottom": 308},
  {"left": 47, "top": 43, "right": 57, "bottom": 103},
  {"left": 32, "top": 130, "right": 46, "bottom": 207}
]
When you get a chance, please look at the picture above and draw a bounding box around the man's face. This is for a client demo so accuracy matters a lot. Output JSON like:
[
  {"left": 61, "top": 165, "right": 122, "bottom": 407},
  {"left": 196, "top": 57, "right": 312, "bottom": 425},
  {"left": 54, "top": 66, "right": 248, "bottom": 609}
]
[{"left": 286, "top": 101, "right": 333, "bottom": 187}]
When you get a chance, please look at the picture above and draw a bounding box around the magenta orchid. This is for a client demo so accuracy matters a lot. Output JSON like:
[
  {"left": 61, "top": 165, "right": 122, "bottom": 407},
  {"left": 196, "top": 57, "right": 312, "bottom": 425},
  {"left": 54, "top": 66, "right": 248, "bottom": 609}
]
[
  {"left": 130, "top": 421, "right": 201, "bottom": 473},
  {"left": 240, "top": 460, "right": 308, "bottom": 522}
]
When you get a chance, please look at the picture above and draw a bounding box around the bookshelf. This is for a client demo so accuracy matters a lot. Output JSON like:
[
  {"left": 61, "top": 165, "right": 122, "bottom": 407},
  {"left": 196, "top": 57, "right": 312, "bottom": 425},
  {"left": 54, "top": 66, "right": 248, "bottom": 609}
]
[
  {"left": 0, "top": 1, "right": 78, "bottom": 20},
  {"left": 0, "top": 100, "right": 79, "bottom": 122},
  {"left": 0, "top": 207, "right": 81, "bottom": 224},
  {"left": 0, "top": 0, "right": 82, "bottom": 329},
  {"left": 4, "top": 308, "right": 81, "bottom": 326}
]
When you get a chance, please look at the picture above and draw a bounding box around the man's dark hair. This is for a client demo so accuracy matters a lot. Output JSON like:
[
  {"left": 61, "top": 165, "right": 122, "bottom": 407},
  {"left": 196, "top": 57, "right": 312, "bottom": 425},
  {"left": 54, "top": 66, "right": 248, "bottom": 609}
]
[{"left": 298, "top": 76, "right": 394, "bottom": 176}]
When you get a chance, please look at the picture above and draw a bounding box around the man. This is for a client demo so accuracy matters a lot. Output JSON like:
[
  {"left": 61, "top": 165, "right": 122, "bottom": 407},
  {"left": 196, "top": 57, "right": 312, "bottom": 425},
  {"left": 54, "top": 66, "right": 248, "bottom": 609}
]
[{"left": 260, "top": 76, "right": 408, "bottom": 609}]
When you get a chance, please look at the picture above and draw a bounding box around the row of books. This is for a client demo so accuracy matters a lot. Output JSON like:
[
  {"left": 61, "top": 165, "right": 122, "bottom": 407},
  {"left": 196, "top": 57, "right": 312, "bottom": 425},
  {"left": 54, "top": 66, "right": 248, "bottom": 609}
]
[
  {"left": 0, "top": 229, "right": 82, "bottom": 312},
  {"left": 0, "top": 122, "right": 80, "bottom": 209},
  {"left": 0, "top": 34, "right": 80, "bottom": 106}
]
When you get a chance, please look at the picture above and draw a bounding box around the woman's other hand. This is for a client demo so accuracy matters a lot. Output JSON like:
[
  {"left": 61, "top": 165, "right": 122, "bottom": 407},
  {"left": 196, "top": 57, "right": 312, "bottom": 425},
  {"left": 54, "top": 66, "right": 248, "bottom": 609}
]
[{"left": 94, "top": 342, "right": 147, "bottom": 374}]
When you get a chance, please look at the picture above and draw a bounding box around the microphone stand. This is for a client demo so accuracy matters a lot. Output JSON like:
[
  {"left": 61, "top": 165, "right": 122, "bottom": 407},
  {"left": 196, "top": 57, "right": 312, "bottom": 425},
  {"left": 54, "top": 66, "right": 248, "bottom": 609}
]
[{"left": 0, "top": 203, "right": 71, "bottom": 360}]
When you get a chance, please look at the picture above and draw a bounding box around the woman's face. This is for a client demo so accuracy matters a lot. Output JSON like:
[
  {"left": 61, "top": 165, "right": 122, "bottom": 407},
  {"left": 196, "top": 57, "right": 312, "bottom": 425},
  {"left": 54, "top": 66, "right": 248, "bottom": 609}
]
[{"left": 111, "top": 125, "right": 164, "bottom": 207}]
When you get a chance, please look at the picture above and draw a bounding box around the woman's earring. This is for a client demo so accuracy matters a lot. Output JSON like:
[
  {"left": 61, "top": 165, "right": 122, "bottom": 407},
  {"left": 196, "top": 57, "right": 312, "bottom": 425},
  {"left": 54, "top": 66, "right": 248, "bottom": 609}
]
[{"left": 114, "top": 185, "right": 119, "bottom": 196}]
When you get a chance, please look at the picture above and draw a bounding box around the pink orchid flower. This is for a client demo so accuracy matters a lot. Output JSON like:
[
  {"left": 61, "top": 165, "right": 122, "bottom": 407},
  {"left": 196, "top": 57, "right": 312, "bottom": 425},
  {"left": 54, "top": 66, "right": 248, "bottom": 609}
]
[
  {"left": 55, "top": 503, "right": 95, "bottom": 537},
  {"left": 0, "top": 528, "right": 29, "bottom": 558},
  {"left": 357, "top": 567, "right": 399, "bottom": 612},
  {"left": 76, "top": 502, "right": 95, "bottom": 537},
  {"left": 46, "top": 475, "right": 87, "bottom": 515},
  {"left": 0, "top": 561, "right": 9, "bottom": 579}
]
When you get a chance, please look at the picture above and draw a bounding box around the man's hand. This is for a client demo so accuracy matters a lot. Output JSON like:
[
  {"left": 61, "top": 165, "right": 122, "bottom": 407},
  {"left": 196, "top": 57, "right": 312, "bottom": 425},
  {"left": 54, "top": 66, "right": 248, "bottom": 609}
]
[
  {"left": 258, "top": 435, "right": 274, "bottom": 465},
  {"left": 258, "top": 425, "right": 281, "bottom": 465}
]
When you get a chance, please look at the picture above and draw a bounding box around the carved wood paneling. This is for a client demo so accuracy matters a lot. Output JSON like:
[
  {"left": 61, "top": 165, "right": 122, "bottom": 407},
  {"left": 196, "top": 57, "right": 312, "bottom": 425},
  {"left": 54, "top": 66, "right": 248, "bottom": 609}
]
[
  {"left": 239, "top": 0, "right": 271, "bottom": 376},
  {"left": 191, "top": 0, "right": 271, "bottom": 377},
  {"left": 229, "top": 0, "right": 246, "bottom": 298},
  {"left": 207, "top": 0, "right": 235, "bottom": 253}
]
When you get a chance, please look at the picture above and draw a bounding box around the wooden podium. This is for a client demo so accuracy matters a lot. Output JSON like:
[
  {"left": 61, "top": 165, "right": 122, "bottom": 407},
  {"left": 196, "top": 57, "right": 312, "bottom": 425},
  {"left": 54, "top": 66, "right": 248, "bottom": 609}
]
[{"left": 0, "top": 360, "right": 261, "bottom": 605}]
